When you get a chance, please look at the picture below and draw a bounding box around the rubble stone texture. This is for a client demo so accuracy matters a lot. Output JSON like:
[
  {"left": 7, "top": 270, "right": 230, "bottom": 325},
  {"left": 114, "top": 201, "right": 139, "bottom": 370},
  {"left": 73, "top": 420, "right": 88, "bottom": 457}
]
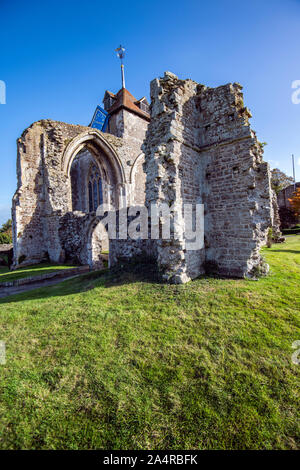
[
  {"left": 12, "top": 72, "right": 274, "bottom": 283},
  {"left": 12, "top": 115, "right": 147, "bottom": 269},
  {"left": 277, "top": 182, "right": 300, "bottom": 228},
  {"left": 142, "top": 72, "right": 273, "bottom": 282},
  {"left": 277, "top": 182, "right": 300, "bottom": 210}
]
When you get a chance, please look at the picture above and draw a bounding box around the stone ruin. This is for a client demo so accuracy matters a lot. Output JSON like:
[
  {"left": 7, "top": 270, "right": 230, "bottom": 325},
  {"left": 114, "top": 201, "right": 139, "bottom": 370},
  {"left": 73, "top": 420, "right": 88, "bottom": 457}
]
[
  {"left": 12, "top": 72, "right": 275, "bottom": 283},
  {"left": 277, "top": 182, "right": 300, "bottom": 229}
]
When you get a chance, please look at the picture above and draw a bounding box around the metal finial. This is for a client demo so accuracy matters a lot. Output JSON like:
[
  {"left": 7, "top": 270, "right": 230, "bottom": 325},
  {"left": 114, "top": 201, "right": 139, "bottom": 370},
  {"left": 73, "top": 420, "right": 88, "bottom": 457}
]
[{"left": 115, "top": 45, "right": 126, "bottom": 89}]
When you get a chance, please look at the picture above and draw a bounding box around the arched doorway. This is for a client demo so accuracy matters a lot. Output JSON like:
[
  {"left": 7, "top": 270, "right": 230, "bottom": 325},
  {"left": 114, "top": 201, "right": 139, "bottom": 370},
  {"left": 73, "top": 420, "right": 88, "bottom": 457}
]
[
  {"left": 87, "top": 219, "right": 109, "bottom": 269},
  {"left": 62, "top": 130, "right": 126, "bottom": 269}
]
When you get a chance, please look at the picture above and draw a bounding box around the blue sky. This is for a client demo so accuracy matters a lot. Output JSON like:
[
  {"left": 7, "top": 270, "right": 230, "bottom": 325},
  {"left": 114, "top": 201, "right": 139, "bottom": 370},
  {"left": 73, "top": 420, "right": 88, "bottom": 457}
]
[{"left": 0, "top": 0, "right": 300, "bottom": 224}]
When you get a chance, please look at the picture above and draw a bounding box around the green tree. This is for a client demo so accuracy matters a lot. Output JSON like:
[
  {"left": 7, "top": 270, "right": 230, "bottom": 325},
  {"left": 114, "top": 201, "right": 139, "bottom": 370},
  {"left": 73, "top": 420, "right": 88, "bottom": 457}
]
[
  {"left": 0, "top": 219, "right": 12, "bottom": 244},
  {"left": 0, "top": 219, "right": 12, "bottom": 233},
  {"left": 271, "top": 168, "right": 294, "bottom": 195},
  {"left": 0, "top": 232, "right": 12, "bottom": 244},
  {"left": 288, "top": 187, "right": 300, "bottom": 217}
]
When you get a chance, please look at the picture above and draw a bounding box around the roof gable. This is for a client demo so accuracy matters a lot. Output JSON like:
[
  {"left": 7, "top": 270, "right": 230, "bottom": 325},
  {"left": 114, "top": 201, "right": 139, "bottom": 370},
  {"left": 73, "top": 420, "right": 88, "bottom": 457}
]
[{"left": 103, "top": 88, "right": 150, "bottom": 121}]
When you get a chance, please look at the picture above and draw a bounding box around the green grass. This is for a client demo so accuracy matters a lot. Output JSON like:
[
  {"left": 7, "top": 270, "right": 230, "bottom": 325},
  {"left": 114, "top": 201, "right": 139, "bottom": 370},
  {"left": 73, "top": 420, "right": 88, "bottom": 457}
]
[
  {"left": 0, "top": 263, "right": 77, "bottom": 283},
  {"left": 0, "top": 238, "right": 299, "bottom": 450}
]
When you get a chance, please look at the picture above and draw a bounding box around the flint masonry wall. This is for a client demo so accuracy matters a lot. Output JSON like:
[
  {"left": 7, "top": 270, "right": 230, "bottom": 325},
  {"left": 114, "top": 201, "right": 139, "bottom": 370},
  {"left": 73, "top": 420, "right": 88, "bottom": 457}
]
[
  {"left": 13, "top": 73, "right": 273, "bottom": 283},
  {"left": 277, "top": 182, "right": 300, "bottom": 210},
  {"left": 142, "top": 72, "right": 273, "bottom": 282},
  {"left": 198, "top": 83, "right": 272, "bottom": 277},
  {"left": 12, "top": 120, "right": 86, "bottom": 267},
  {"left": 12, "top": 119, "right": 145, "bottom": 268}
]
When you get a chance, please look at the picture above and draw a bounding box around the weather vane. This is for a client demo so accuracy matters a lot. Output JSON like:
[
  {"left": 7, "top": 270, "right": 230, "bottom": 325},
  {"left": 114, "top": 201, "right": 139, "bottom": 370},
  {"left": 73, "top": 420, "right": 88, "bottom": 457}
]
[{"left": 115, "top": 45, "right": 126, "bottom": 89}]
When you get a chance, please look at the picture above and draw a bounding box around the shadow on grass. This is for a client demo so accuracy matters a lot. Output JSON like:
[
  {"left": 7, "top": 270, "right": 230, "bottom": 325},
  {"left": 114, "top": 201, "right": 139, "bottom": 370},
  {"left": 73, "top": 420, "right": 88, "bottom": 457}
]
[
  {"left": 0, "top": 262, "right": 161, "bottom": 305},
  {"left": 267, "top": 249, "right": 300, "bottom": 254}
]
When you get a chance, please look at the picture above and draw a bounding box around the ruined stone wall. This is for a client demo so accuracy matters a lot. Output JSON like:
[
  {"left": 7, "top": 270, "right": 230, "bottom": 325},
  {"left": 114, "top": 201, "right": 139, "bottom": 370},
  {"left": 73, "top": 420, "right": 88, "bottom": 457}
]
[
  {"left": 12, "top": 122, "right": 48, "bottom": 266},
  {"left": 12, "top": 119, "right": 143, "bottom": 268},
  {"left": 141, "top": 72, "right": 272, "bottom": 282},
  {"left": 58, "top": 211, "right": 92, "bottom": 265},
  {"left": 58, "top": 211, "right": 109, "bottom": 269},
  {"left": 142, "top": 73, "right": 205, "bottom": 282},
  {"left": 197, "top": 83, "right": 272, "bottom": 277},
  {"left": 58, "top": 209, "right": 155, "bottom": 271},
  {"left": 13, "top": 74, "right": 273, "bottom": 282},
  {"left": 12, "top": 120, "right": 93, "bottom": 267},
  {"left": 277, "top": 182, "right": 300, "bottom": 209},
  {"left": 277, "top": 182, "right": 300, "bottom": 229},
  {"left": 109, "top": 211, "right": 157, "bottom": 268}
]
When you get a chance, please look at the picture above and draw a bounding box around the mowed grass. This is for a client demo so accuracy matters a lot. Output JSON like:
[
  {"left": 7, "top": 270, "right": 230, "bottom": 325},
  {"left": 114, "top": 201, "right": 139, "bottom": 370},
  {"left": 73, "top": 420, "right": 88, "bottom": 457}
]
[
  {"left": 0, "top": 263, "right": 77, "bottom": 283},
  {"left": 0, "top": 238, "right": 299, "bottom": 450}
]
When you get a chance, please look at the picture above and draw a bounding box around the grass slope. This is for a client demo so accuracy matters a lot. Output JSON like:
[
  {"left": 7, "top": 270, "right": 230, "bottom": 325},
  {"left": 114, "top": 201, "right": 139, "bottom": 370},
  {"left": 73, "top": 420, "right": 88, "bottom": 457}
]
[
  {"left": 0, "top": 263, "right": 76, "bottom": 284},
  {"left": 0, "top": 238, "right": 299, "bottom": 450}
]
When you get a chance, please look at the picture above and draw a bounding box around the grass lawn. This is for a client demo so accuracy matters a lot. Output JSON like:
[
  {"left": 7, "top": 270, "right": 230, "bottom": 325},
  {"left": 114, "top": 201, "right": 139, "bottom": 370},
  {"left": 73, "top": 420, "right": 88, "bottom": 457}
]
[
  {"left": 0, "top": 263, "right": 77, "bottom": 284},
  {"left": 0, "top": 237, "right": 299, "bottom": 450}
]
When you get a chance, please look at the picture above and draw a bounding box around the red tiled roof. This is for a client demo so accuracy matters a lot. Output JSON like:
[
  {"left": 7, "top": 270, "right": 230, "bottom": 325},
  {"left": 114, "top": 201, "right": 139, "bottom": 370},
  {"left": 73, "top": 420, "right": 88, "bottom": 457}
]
[{"left": 104, "top": 88, "right": 150, "bottom": 121}]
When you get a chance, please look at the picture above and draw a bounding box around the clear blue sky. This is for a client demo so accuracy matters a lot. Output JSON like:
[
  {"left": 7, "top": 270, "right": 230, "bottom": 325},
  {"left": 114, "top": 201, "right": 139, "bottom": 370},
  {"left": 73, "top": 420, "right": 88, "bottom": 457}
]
[{"left": 1, "top": 0, "right": 300, "bottom": 224}]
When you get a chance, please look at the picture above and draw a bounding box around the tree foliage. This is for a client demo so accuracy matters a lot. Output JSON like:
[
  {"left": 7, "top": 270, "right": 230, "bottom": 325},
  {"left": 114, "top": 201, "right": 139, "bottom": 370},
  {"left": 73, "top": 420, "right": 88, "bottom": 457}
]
[
  {"left": 0, "top": 232, "right": 12, "bottom": 244},
  {"left": 0, "top": 219, "right": 12, "bottom": 233},
  {"left": 288, "top": 187, "right": 300, "bottom": 217},
  {"left": 271, "top": 168, "right": 294, "bottom": 195},
  {"left": 0, "top": 219, "right": 12, "bottom": 244}
]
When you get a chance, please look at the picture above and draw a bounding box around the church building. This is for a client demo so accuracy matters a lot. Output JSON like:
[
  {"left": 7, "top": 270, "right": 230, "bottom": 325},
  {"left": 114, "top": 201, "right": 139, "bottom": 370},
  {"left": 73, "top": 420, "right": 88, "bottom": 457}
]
[{"left": 12, "top": 52, "right": 274, "bottom": 283}]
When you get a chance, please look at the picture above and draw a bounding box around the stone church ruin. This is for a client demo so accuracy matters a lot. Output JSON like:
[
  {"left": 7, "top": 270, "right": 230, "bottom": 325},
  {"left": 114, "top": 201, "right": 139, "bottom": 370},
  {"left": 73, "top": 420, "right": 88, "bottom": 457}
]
[{"left": 12, "top": 71, "right": 274, "bottom": 283}]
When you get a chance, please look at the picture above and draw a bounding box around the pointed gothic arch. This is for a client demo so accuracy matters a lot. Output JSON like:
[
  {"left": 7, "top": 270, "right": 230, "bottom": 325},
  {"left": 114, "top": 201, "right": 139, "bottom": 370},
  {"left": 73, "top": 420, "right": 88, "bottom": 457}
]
[
  {"left": 86, "top": 216, "right": 109, "bottom": 269},
  {"left": 62, "top": 129, "right": 126, "bottom": 183},
  {"left": 63, "top": 129, "right": 126, "bottom": 210}
]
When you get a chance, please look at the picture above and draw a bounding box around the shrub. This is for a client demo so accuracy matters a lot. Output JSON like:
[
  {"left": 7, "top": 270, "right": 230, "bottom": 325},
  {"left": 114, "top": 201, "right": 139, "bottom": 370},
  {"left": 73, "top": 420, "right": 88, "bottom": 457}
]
[
  {"left": 0, "top": 232, "right": 12, "bottom": 244},
  {"left": 266, "top": 228, "right": 273, "bottom": 248}
]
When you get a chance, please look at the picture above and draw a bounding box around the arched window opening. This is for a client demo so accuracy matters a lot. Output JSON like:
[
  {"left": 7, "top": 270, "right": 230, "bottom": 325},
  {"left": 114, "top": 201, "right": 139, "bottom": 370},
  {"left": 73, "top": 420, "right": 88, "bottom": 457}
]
[
  {"left": 88, "top": 165, "right": 103, "bottom": 212},
  {"left": 98, "top": 178, "right": 103, "bottom": 205},
  {"left": 88, "top": 181, "right": 93, "bottom": 212}
]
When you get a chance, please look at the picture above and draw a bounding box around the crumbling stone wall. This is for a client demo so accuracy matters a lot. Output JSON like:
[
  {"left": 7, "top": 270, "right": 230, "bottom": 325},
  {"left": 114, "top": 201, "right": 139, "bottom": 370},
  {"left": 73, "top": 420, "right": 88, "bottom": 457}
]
[
  {"left": 58, "top": 212, "right": 108, "bottom": 269},
  {"left": 109, "top": 211, "right": 156, "bottom": 267},
  {"left": 277, "top": 182, "right": 300, "bottom": 210},
  {"left": 13, "top": 72, "right": 274, "bottom": 284},
  {"left": 0, "top": 244, "right": 13, "bottom": 268},
  {"left": 271, "top": 190, "right": 282, "bottom": 240},
  {"left": 140, "top": 72, "right": 273, "bottom": 282},
  {"left": 277, "top": 183, "right": 300, "bottom": 228},
  {"left": 12, "top": 119, "right": 147, "bottom": 268}
]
